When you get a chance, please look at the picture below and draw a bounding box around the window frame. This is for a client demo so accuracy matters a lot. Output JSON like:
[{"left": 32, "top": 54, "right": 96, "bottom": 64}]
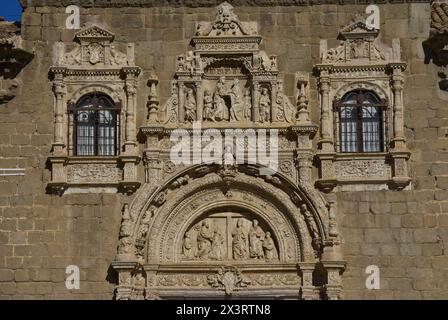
[
  {"left": 68, "top": 92, "right": 121, "bottom": 157},
  {"left": 334, "top": 90, "right": 387, "bottom": 154}
]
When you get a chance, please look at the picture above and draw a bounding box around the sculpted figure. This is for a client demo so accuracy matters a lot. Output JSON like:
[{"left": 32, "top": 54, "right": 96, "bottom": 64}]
[
  {"left": 249, "top": 219, "right": 265, "bottom": 259},
  {"left": 258, "top": 88, "right": 270, "bottom": 123},
  {"left": 213, "top": 76, "right": 229, "bottom": 121},
  {"left": 203, "top": 90, "right": 216, "bottom": 122},
  {"left": 209, "top": 230, "right": 225, "bottom": 260},
  {"left": 276, "top": 93, "right": 296, "bottom": 123},
  {"left": 263, "top": 232, "right": 278, "bottom": 261},
  {"left": 197, "top": 220, "right": 214, "bottom": 259},
  {"left": 182, "top": 233, "right": 196, "bottom": 260},
  {"left": 184, "top": 88, "right": 196, "bottom": 122},
  {"left": 229, "top": 79, "right": 241, "bottom": 122},
  {"left": 243, "top": 89, "right": 252, "bottom": 121},
  {"left": 232, "top": 218, "right": 248, "bottom": 260}
]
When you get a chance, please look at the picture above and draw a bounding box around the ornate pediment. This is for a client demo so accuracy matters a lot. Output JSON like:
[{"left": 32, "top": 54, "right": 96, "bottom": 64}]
[
  {"left": 339, "top": 17, "right": 379, "bottom": 40},
  {"left": 195, "top": 2, "right": 258, "bottom": 37},
  {"left": 55, "top": 25, "right": 131, "bottom": 68},
  {"left": 321, "top": 17, "right": 393, "bottom": 65},
  {"left": 74, "top": 24, "right": 114, "bottom": 43}
]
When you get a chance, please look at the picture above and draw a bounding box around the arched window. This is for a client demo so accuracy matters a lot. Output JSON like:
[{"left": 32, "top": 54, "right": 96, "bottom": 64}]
[
  {"left": 335, "top": 90, "right": 386, "bottom": 153},
  {"left": 70, "top": 93, "right": 120, "bottom": 156}
]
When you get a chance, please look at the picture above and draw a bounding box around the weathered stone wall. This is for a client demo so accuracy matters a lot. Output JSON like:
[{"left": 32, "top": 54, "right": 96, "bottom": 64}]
[{"left": 1, "top": 2, "right": 447, "bottom": 299}]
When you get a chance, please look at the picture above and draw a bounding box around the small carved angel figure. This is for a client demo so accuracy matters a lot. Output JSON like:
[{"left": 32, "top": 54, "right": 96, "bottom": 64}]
[
  {"left": 258, "top": 88, "right": 270, "bottom": 123},
  {"left": 263, "top": 232, "right": 279, "bottom": 261},
  {"left": 184, "top": 88, "right": 196, "bottom": 122}
]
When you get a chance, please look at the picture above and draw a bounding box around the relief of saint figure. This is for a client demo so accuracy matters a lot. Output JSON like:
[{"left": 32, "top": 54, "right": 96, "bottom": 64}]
[
  {"left": 185, "top": 88, "right": 196, "bottom": 122},
  {"left": 232, "top": 218, "right": 248, "bottom": 260},
  {"left": 249, "top": 219, "right": 265, "bottom": 259},
  {"left": 182, "top": 233, "right": 196, "bottom": 260},
  {"left": 263, "top": 231, "right": 278, "bottom": 261},
  {"left": 197, "top": 220, "right": 214, "bottom": 259},
  {"left": 203, "top": 90, "right": 216, "bottom": 122},
  {"left": 213, "top": 76, "right": 230, "bottom": 121},
  {"left": 258, "top": 88, "right": 270, "bottom": 123},
  {"left": 209, "top": 230, "right": 226, "bottom": 260},
  {"left": 229, "top": 79, "right": 242, "bottom": 122}
]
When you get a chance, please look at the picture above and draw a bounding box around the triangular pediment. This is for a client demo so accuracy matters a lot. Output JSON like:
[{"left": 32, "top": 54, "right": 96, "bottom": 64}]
[
  {"left": 339, "top": 19, "right": 379, "bottom": 40},
  {"left": 75, "top": 25, "right": 114, "bottom": 42}
]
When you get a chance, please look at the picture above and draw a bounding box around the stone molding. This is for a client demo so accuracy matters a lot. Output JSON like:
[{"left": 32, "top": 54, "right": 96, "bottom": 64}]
[{"left": 19, "top": 0, "right": 431, "bottom": 8}]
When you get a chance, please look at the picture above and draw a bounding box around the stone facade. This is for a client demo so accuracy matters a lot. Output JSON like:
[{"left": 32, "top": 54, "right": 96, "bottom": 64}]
[{"left": 0, "top": 0, "right": 447, "bottom": 299}]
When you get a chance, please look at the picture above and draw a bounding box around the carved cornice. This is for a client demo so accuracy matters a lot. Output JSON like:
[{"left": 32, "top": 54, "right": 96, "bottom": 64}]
[{"left": 19, "top": 0, "right": 431, "bottom": 8}]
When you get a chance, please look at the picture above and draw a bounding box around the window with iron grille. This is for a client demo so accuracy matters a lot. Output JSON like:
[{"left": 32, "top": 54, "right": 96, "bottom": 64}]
[
  {"left": 69, "top": 93, "right": 121, "bottom": 156},
  {"left": 335, "top": 90, "right": 386, "bottom": 153}
]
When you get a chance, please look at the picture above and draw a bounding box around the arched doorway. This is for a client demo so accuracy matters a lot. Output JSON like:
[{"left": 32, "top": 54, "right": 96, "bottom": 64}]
[{"left": 111, "top": 164, "right": 346, "bottom": 300}]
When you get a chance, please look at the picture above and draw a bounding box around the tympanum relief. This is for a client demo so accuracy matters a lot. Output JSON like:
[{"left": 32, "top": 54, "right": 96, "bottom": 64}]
[{"left": 182, "top": 213, "right": 279, "bottom": 262}]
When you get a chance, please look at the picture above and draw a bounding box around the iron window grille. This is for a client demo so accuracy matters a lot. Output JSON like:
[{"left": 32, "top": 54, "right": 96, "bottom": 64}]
[
  {"left": 68, "top": 93, "right": 121, "bottom": 156},
  {"left": 334, "top": 90, "right": 387, "bottom": 153}
]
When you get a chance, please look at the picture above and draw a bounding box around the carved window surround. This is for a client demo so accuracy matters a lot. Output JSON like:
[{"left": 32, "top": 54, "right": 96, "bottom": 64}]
[
  {"left": 315, "top": 18, "right": 411, "bottom": 192},
  {"left": 47, "top": 25, "right": 141, "bottom": 195}
]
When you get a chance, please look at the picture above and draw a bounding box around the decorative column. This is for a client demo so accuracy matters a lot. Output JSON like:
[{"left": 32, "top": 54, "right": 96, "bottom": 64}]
[
  {"left": 291, "top": 125, "right": 318, "bottom": 186},
  {"left": 391, "top": 68, "right": 405, "bottom": 150},
  {"left": 298, "top": 262, "right": 316, "bottom": 300},
  {"left": 296, "top": 72, "right": 310, "bottom": 123},
  {"left": 315, "top": 68, "right": 337, "bottom": 192},
  {"left": 52, "top": 70, "right": 66, "bottom": 155},
  {"left": 178, "top": 82, "right": 185, "bottom": 123},
  {"left": 322, "top": 261, "right": 346, "bottom": 300},
  {"left": 120, "top": 67, "right": 141, "bottom": 194},
  {"left": 318, "top": 71, "right": 333, "bottom": 152},
  {"left": 252, "top": 81, "right": 259, "bottom": 122},
  {"left": 147, "top": 76, "right": 159, "bottom": 124},
  {"left": 196, "top": 81, "right": 204, "bottom": 122},
  {"left": 389, "top": 64, "right": 411, "bottom": 190},
  {"left": 271, "top": 80, "right": 278, "bottom": 122}
]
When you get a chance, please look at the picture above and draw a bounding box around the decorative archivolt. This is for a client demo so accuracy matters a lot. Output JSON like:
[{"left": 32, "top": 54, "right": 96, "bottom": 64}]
[
  {"left": 333, "top": 81, "right": 389, "bottom": 102},
  {"left": 117, "top": 163, "right": 334, "bottom": 263},
  {"left": 70, "top": 84, "right": 123, "bottom": 104}
]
